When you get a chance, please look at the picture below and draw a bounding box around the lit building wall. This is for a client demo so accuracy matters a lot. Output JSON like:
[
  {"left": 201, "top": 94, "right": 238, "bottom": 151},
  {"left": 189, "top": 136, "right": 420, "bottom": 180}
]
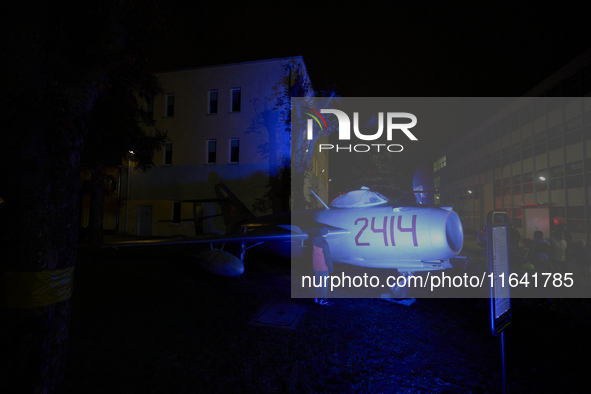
[
  {"left": 436, "top": 48, "right": 591, "bottom": 242},
  {"left": 117, "top": 57, "right": 325, "bottom": 236}
]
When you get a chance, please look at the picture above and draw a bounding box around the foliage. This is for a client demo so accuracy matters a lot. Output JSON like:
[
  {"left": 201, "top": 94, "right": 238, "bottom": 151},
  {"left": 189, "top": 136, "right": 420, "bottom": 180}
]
[
  {"left": 82, "top": 0, "right": 169, "bottom": 171},
  {"left": 246, "top": 61, "right": 339, "bottom": 213},
  {"left": 84, "top": 84, "right": 167, "bottom": 172}
]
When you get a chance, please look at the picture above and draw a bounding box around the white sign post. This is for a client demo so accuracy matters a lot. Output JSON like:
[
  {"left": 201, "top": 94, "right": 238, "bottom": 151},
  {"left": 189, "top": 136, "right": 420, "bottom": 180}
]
[{"left": 487, "top": 211, "right": 512, "bottom": 394}]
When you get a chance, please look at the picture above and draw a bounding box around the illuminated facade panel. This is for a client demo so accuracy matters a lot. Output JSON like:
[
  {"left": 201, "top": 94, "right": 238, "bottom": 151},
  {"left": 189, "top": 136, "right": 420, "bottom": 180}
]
[
  {"left": 116, "top": 57, "right": 324, "bottom": 237},
  {"left": 435, "top": 48, "right": 591, "bottom": 242}
]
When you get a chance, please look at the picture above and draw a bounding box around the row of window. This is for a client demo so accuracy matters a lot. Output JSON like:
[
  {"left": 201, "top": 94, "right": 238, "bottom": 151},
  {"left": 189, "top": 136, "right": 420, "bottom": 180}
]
[
  {"left": 451, "top": 172, "right": 590, "bottom": 200},
  {"left": 208, "top": 88, "right": 241, "bottom": 114},
  {"left": 442, "top": 143, "right": 591, "bottom": 186},
  {"left": 433, "top": 156, "right": 446, "bottom": 172},
  {"left": 502, "top": 206, "right": 589, "bottom": 232},
  {"left": 446, "top": 167, "right": 591, "bottom": 200},
  {"left": 207, "top": 139, "right": 240, "bottom": 164},
  {"left": 146, "top": 88, "right": 242, "bottom": 118},
  {"left": 448, "top": 129, "right": 589, "bottom": 177},
  {"left": 162, "top": 139, "right": 240, "bottom": 165},
  {"left": 449, "top": 106, "right": 591, "bottom": 163},
  {"left": 448, "top": 151, "right": 591, "bottom": 184},
  {"left": 146, "top": 95, "right": 176, "bottom": 117}
]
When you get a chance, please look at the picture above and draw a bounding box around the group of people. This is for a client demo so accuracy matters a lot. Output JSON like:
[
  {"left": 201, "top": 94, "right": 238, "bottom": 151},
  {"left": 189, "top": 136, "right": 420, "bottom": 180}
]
[
  {"left": 478, "top": 223, "right": 591, "bottom": 280},
  {"left": 529, "top": 226, "right": 591, "bottom": 277}
]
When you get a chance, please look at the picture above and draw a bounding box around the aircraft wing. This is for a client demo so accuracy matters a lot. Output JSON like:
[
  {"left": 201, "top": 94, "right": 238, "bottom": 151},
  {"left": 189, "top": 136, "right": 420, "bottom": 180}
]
[
  {"left": 104, "top": 230, "right": 309, "bottom": 249},
  {"left": 101, "top": 228, "right": 313, "bottom": 278}
]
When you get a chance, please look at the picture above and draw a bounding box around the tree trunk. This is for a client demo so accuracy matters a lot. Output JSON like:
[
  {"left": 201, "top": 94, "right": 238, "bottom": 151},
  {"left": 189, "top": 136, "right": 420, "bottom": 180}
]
[
  {"left": 0, "top": 124, "right": 81, "bottom": 393},
  {"left": 291, "top": 171, "right": 308, "bottom": 211},
  {"left": 1, "top": 5, "right": 95, "bottom": 390},
  {"left": 87, "top": 160, "right": 106, "bottom": 251}
]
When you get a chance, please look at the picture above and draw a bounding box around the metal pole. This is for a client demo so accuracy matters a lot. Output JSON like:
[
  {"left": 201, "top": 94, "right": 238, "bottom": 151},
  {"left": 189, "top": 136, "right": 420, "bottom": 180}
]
[
  {"left": 125, "top": 157, "right": 131, "bottom": 234},
  {"left": 116, "top": 166, "right": 121, "bottom": 234},
  {"left": 501, "top": 331, "right": 507, "bottom": 394}
]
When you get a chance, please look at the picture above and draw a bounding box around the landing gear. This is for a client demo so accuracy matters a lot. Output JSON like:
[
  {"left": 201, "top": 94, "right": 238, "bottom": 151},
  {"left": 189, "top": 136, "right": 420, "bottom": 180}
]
[{"left": 389, "top": 271, "right": 411, "bottom": 300}]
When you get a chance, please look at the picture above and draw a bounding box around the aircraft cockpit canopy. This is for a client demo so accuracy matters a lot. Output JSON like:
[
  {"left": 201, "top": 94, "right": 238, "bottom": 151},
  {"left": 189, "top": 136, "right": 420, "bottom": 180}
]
[{"left": 330, "top": 187, "right": 389, "bottom": 208}]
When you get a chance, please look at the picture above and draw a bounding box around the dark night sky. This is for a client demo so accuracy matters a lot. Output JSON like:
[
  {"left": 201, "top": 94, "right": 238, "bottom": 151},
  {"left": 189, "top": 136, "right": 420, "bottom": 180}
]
[
  {"left": 150, "top": 3, "right": 590, "bottom": 194},
  {"left": 152, "top": 3, "right": 589, "bottom": 97}
]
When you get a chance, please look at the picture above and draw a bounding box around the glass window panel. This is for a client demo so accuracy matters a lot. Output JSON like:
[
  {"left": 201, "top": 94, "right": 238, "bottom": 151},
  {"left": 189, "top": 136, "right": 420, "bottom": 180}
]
[{"left": 207, "top": 140, "right": 216, "bottom": 163}]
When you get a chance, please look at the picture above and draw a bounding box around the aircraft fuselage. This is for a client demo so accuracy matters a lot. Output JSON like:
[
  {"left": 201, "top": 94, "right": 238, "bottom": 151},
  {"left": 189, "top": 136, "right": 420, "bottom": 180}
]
[
  {"left": 242, "top": 204, "right": 463, "bottom": 272},
  {"left": 312, "top": 205, "right": 463, "bottom": 271}
]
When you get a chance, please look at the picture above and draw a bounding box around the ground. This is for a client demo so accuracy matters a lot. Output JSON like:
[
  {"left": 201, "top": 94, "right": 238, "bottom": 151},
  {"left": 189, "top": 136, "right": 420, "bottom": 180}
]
[{"left": 61, "top": 239, "right": 591, "bottom": 393}]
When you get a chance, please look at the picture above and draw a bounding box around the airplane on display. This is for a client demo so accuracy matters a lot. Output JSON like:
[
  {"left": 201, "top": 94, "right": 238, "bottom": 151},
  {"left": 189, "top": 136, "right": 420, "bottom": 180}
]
[{"left": 105, "top": 182, "right": 464, "bottom": 297}]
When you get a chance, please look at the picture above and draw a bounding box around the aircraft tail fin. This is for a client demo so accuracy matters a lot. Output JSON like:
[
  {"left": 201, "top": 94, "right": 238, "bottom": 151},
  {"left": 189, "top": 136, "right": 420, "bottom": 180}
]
[{"left": 214, "top": 183, "right": 256, "bottom": 226}]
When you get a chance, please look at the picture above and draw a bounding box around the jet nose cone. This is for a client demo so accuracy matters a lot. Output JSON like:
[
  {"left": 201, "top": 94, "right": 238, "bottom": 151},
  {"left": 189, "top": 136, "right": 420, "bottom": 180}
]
[
  {"left": 427, "top": 209, "right": 463, "bottom": 258},
  {"left": 445, "top": 211, "right": 463, "bottom": 254}
]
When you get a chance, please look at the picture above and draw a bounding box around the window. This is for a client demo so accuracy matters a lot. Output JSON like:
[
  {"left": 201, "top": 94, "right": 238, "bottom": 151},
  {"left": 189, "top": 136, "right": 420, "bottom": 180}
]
[
  {"left": 229, "top": 139, "right": 239, "bottom": 163},
  {"left": 567, "top": 206, "right": 585, "bottom": 220},
  {"left": 513, "top": 183, "right": 522, "bottom": 195},
  {"left": 512, "top": 208, "right": 523, "bottom": 228},
  {"left": 566, "top": 160, "right": 583, "bottom": 176},
  {"left": 536, "top": 179, "right": 547, "bottom": 193},
  {"left": 164, "top": 141, "right": 172, "bottom": 165},
  {"left": 433, "top": 156, "right": 446, "bottom": 172},
  {"left": 522, "top": 148, "right": 532, "bottom": 160},
  {"left": 146, "top": 100, "right": 154, "bottom": 118},
  {"left": 502, "top": 145, "right": 511, "bottom": 158},
  {"left": 512, "top": 174, "right": 522, "bottom": 185},
  {"left": 521, "top": 136, "right": 532, "bottom": 149},
  {"left": 550, "top": 165, "right": 564, "bottom": 179},
  {"left": 566, "top": 174, "right": 583, "bottom": 189},
  {"left": 208, "top": 90, "right": 218, "bottom": 114},
  {"left": 231, "top": 88, "right": 241, "bottom": 112},
  {"left": 434, "top": 193, "right": 440, "bottom": 204},
  {"left": 566, "top": 206, "right": 585, "bottom": 233},
  {"left": 172, "top": 201, "right": 181, "bottom": 225},
  {"left": 534, "top": 143, "right": 546, "bottom": 156},
  {"left": 550, "top": 178, "right": 564, "bottom": 190},
  {"left": 207, "top": 140, "right": 216, "bottom": 164},
  {"left": 535, "top": 170, "right": 547, "bottom": 192},
  {"left": 550, "top": 206, "right": 566, "bottom": 229},
  {"left": 534, "top": 131, "right": 546, "bottom": 144},
  {"left": 524, "top": 183, "right": 534, "bottom": 194},
  {"left": 567, "top": 219, "right": 585, "bottom": 233},
  {"left": 523, "top": 172, "right": 533, "bottom": 183},
  {"left": 564, "top": 131, "right": 582, "bottom": 146},
  {"left": 166, "top": 94, "right": 175, "bottom": 117},
  {"left": 548, "top": 137, "right": 562, "bottom": 151},
  {"left": 547, "top": 124, "right": 562, "bottom": 139}
]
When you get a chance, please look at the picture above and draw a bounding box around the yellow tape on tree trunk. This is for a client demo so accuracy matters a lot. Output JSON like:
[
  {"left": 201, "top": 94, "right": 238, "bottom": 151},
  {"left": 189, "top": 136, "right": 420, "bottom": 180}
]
[{"left": 0, "top": 266, "right": 74, "bottom": 308}]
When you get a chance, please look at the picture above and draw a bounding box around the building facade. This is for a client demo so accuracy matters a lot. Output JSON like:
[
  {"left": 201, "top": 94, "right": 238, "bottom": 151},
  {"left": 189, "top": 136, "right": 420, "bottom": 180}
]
[
  {"left": 435, "top": 49, "right": 591, "bottom": 242},
  {"left": 80, "top": 56, "right": 328, "bottom": 237}
]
